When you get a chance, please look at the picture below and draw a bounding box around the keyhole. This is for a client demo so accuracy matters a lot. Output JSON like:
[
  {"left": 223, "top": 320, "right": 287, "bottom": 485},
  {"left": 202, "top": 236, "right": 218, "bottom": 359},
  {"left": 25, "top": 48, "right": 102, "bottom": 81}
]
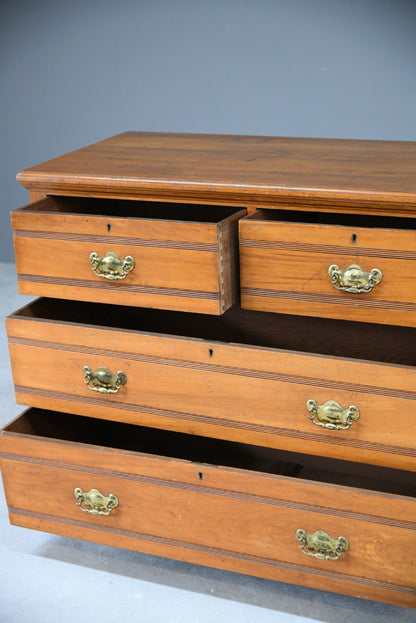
[
  {"left": 198, "top": 472, "right": 204, "bottom": 481},
  {"left": 351, "top": 233, "right": 357, "bottom": 243},
  {"left": 107, "top": 223, "right": 111, "bottom": 233},
  {"left": 209, "top": 349, "right": 214, "bottom": 357}
]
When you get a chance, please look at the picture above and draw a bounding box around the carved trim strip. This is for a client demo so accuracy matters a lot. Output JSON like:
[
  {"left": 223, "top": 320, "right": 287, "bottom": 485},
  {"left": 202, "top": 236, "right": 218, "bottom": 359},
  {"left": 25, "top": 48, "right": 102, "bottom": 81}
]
[
  {"left": 14, "top": 230, "right": 218, "bottom": 252},
  {"left": 240, "top": 238, "right": 416, "bottom": 260},
  {"left": 242, "top": 288, "right": 416, "bottom": 312},
  {"left": 8, "top": 507, "right": 416, "bottom": 593},
  {"left": 14, "top": 386, "right": 416, "bottom": 458},
  {"left": 3, "top": 457, "right": 415, "bottom": 529},
  {"left": 17, "top": 274, "right": 220, "bottom": 300},
  {"left": 9, "top": 335, "right": 416, "bottom": 401}
]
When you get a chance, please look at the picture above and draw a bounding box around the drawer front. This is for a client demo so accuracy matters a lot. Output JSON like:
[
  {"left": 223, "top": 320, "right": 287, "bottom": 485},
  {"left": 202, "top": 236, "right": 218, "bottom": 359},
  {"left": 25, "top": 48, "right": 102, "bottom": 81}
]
[
  {"left": 12, "top": 198, "right": 244, "bottom": 314},
  {"left": 239, "top": 214, "right": 416, "bottom": 327},
  {"left": 0, "top": 410, "right": 415, "bottom": 608},
  {"left": 7, "top": 310, "right": 416, "bottom": 471}
]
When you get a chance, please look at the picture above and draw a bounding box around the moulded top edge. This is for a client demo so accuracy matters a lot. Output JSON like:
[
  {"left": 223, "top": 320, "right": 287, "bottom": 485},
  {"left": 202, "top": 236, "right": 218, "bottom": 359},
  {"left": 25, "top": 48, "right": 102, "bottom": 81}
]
[
  {"left": 15, "top": 133, "right": 416, "bottom": 212},
  {"left": 16, "top": 171, "right": 416, "bottom": 205}
]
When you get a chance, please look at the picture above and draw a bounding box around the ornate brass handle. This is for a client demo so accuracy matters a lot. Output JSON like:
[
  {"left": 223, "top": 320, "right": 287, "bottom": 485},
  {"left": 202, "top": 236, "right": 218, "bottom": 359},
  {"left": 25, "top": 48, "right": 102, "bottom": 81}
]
[
  {"left": 83, "top": 365, "right": 127, "bottom": 393},
  {"left": 328, "top": 263, "right": 382, "bottom": 293},
  {"left": 90, "top": 251, "right": 135, "bottom": 280},
  {"left": 296, "top": 529, "right": 349, "bottom": 560},
  {"left": 306, "top": 399, "right": 360, "bottom": 430},
  {"left": 74, "top": 487, "right": 119, "bottom": 515}
]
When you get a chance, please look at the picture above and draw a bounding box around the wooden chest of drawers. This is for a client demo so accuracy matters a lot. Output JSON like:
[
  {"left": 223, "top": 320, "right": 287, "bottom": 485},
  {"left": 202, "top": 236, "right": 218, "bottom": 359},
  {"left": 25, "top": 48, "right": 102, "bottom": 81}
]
[{"left": 1, "top": 132, "right": 415, "bottom": 608}]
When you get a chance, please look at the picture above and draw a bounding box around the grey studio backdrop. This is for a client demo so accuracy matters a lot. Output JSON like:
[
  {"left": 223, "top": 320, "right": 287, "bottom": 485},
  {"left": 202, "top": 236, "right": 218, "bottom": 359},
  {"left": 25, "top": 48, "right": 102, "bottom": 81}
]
[
  {"left": 1, "top": 3, "right": 416, "bottom": 622},
  {"left": 1, "top": 0, "right": 416, "bottom": 263}
]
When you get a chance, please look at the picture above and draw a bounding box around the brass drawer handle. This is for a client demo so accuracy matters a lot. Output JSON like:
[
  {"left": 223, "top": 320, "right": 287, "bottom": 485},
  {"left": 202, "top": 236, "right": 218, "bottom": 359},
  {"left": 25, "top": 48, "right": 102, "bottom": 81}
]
[
  {"left": 90, "top": 251, "right": 135, "bottom": 280},
  {"left": 328, "top": 263, "right": 382, "bottom": 293},
  {"left": 74, "top": 487, "right": 119, "bottom": 515},
  {"left": 296, "top": 529, "right": 349, "bottom": 560},
  {"left": 306, "top": 399, "right": 360, "bottom": 430},
  {"left": 83, "top": 365, "right": 127, "bottom": 393}
]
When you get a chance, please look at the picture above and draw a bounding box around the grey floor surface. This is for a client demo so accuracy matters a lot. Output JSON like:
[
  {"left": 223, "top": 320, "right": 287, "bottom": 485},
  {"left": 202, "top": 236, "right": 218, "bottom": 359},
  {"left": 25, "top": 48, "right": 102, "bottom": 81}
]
[{"left": 0, "top": 262, "right": 413, "bottom": 622}]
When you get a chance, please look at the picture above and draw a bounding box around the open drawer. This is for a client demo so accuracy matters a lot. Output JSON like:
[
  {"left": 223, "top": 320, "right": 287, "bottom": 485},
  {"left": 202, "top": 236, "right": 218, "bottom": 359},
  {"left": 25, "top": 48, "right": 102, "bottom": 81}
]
[
  {"left": 239, "top": 209, "right": 416, "bottom": 327},
  {"left": 12, "top": 196, "right": 245, "bottom": 314},
  {"left": 0, "top": 408, "right": 415, "bottom": 607},
  {"left": 6, "top": 298, "right": 416, "bottom": 471}
]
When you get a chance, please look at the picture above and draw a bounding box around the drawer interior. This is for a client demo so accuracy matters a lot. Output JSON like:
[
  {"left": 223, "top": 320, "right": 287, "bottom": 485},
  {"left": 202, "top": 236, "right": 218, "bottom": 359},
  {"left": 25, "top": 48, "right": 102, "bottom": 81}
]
[
  {"left": 17, "top": 196, "right": 241, "bottom": 223},
  {"left": 4, "top": 408, "right": 415, "bottom": 497},
  {"left": 14, "top": 298, "right": 416, "bottom": 366},
  {"left": 244, "top": 208, "right": 416, "bottom": 230}
]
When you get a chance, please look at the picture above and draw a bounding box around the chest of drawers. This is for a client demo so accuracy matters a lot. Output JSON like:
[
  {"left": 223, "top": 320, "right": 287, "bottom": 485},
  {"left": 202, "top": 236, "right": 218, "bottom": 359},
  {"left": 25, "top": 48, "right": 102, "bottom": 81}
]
[{"left": 1, "top": 132, "right": 415, "bottom": 608}]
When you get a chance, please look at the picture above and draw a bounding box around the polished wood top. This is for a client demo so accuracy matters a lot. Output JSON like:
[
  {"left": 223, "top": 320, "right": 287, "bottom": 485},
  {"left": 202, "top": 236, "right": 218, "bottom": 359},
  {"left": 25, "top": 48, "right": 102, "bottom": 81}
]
[{"left": 17, "top": 132, "right": 416, "bottom": 214}]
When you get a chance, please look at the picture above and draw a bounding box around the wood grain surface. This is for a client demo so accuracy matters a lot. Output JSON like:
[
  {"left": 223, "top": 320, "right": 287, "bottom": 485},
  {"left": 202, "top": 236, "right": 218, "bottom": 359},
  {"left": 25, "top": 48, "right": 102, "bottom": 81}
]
[
  {"left": 4, "top": 132, "right": 416, "bottom": 608},
  {"left": 16, "top": 132, "right": 416, "bottom": 215},
  {"left": 6, "top": 301, "right": 416, "bottom": 470},
  {"left": 12, "top": 197, "right": 244, "bottom": 314},
  {"left": 0, "top": 408, "right": 415, "bottom": 607},
  {"left": 240, "top": 212, "right": 416, "bottom": 326}
]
